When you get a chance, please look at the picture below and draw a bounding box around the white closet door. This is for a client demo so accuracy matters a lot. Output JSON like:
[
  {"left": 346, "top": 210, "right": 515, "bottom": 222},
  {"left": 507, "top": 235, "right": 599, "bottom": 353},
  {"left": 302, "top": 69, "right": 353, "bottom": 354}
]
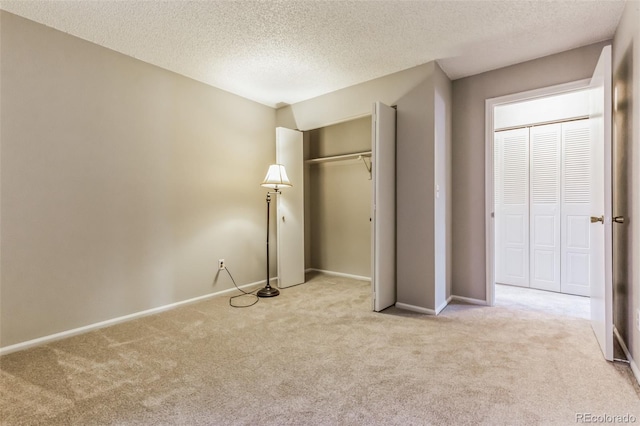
[
  {"left": 589, "top": 45, "right": 613, "bottom": 361},
  {"left": 371, "top": 102, "right": 396, "bottom": 312},
  {"left": 529, "top": 124, "right": 561, "bottom": 292},
  {"left": 561, "top": 119, "right": 592, "bottom": 296},
  {"left": 495, "top": 128, "right": 530, "bottom": 287},
  {"left": 276, "top": 127, "right": 305, "bottom": 289}
]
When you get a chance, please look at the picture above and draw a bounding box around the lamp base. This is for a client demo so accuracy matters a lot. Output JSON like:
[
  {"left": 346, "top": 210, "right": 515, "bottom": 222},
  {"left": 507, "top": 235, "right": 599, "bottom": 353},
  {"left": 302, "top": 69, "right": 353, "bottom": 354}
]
[{"left": 257, "top": 286, "right": 280, "bottom": 298}]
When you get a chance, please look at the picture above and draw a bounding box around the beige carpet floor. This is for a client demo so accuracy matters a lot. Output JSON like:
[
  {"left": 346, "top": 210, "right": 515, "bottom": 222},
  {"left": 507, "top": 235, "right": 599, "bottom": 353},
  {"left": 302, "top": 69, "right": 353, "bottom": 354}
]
[
  {"left": 2, "top": 271, "right": 639, "bottom": 425},
  {"left": 495, "top": 283, "right": 590, "bottom": 320}
]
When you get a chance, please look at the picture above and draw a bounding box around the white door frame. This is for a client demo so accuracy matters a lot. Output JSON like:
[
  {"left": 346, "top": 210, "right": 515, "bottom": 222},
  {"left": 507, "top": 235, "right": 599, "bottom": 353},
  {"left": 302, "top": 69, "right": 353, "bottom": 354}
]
[{"left": 484, "top": 79, "right": 591, "bottom": 306}]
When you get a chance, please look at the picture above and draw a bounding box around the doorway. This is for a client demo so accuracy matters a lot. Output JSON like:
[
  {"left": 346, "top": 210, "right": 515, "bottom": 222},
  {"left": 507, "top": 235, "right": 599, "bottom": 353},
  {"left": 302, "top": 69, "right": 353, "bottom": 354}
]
[
  {"left": 486, "top": 79, "right": 594, "bottom": 313},
  {"left": 302, "top": 103, "right": 396, "bottom": 313}
]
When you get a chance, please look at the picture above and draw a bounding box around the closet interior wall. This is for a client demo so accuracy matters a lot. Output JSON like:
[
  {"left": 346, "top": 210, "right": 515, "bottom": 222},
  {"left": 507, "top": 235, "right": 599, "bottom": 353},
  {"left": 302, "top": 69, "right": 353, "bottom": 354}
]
[{"left": 304, "top": 117, "right": 373, "bottom": 278}]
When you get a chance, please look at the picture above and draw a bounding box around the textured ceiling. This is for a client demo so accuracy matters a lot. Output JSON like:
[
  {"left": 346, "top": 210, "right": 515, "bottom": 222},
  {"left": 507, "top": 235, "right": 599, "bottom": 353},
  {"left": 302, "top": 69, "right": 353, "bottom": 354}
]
[{"left": 0, "top": 0, "right": 626, "bottom": 107}]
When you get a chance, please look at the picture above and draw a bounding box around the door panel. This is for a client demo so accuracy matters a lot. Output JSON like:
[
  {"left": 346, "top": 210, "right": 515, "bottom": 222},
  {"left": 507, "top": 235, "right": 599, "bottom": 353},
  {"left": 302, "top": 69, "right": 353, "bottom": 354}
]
[
  {"left": 494, "top": 128, "right": 530, "bottom": 287},
  {"left": 612, "top": 46, "right": 632, "bottom": 342},
  {"left": 589, "top": 46, "right": 613, "bottom": 361},
  {"left": 530, "top": 124, "right": 561, "bottom": 291},
  {"left": 276, "top": 127, "right": 305, "bottom": 289},
  {"left": 561, "top": 120, "right": 592, "bottom": 296},
  {"left": 372, "top": 102, "right": 396, "bottom": 312}
]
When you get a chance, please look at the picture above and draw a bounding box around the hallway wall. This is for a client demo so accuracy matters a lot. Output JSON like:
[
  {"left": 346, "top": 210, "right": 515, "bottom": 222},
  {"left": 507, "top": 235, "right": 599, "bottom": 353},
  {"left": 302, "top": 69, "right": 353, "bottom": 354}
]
[{"left": 451, "top": 41, "right": 610, "bottom": 301}]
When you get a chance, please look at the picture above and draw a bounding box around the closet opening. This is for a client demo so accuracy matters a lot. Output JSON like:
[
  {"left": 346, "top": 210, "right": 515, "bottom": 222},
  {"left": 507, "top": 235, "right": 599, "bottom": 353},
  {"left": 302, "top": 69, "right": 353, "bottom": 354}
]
[
  {"left": 488, "top": 81, "right": 593, "bottom": 318},
  {"left": 303, "top": 116, "right": 374, "bottom": 283}
]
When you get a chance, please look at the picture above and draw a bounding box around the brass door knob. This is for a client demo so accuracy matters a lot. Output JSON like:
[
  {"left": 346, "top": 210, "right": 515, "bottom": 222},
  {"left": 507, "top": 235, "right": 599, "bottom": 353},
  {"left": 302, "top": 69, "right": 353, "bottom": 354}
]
[
  {"left": 590, "top": 216, "right": 604, "bottom": 224},
  {"left": 613, "top": 216, "right": 625, "bottom": 224}
]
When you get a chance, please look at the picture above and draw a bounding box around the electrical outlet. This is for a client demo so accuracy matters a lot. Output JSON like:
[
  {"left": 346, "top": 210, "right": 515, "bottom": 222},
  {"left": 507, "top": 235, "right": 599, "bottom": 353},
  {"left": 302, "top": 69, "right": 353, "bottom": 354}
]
[{"left": 218, "top": 259, "right": 225, "bottom": 270}]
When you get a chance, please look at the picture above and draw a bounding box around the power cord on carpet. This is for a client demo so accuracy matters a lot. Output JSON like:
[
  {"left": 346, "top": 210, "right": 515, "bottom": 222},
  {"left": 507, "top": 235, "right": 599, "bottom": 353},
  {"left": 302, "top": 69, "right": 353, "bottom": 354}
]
[{"left": 224, "top": 266, "right": 260, "bottom": 308}]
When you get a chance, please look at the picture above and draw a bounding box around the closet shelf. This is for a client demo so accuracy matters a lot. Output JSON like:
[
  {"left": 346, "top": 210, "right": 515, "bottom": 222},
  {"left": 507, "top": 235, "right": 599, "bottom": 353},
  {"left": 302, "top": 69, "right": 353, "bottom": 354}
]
[{"left": 305, "top": 151, "right": 372, "bottom": 164}]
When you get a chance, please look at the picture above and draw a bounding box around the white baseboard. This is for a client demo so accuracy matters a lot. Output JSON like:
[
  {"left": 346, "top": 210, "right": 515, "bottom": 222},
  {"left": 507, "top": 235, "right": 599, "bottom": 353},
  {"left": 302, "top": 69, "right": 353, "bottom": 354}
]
[
  {"left": 0, "top": 277, "right": 272, "bottom": 356},
  {"left": 305, "top": 268, "right": 371, "bottom": 282},
  {"left": 613, "top": 327, "right": 640, "bottom": 386},
  {"left": 396, "top": 299, "right": 450, "bottom": 316},
  {"left": 450, "top": 295, "right": 489, "bottom": 306},
  {"left": 395, "top": 302, "right": 437, "bottom": 315}
]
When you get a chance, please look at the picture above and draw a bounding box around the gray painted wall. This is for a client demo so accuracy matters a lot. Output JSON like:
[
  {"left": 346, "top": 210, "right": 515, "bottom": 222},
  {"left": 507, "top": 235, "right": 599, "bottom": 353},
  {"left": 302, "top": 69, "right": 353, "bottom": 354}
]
[
  {"left": 0, "top": 12, "right": 276, "bottom": 347},
  {"left": 451, "top": 41, "right": 610, "bottom": 301},
  {"left": 397, "top": 74, "right": 435, "bottom": 309},
  {"left": 306, "top": 117, "right": 372, "bottom": 277},
  {"left": 396, "top": 62, "right": 452, "bottom": 312}
]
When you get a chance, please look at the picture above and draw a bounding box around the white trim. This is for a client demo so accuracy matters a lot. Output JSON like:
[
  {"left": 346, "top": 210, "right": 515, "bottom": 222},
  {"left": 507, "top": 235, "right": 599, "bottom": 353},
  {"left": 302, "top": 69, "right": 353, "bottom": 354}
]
[
  {"left": 0, "top": 278, "right": 270, "bottom": 356},
  {"left": 488, "top": 79, "right": 592, "bottom": 108},
  {"left": 485, "top": 97, "right": 496, "bottom": 307},
  {"left": 484, "top": 79, "right": 592, "bottom": 307},
  {"left": 450, "top": 295, "right": 489, "bottom": 306},
  {"left": 435, "top": 298, "right": 450, "bottom": 315},
  {"left": 305, "top": 268, "right": 371, "bottom": 282},
  {"left": 395, "top": 302, "right": 436, "bottom": 315},
  {"left": 614, "top": 327, "right": 640, "bottom": 386}
]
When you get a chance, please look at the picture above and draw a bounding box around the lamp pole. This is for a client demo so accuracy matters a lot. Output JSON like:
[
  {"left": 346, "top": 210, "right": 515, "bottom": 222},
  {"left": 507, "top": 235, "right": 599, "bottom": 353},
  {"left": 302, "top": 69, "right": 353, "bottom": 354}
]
[
  {"left": 258, "top": 164, "right": 290, "bottom": 298},
  {"left": 258, "top": 190, "right": 280, "bottom": 297}
]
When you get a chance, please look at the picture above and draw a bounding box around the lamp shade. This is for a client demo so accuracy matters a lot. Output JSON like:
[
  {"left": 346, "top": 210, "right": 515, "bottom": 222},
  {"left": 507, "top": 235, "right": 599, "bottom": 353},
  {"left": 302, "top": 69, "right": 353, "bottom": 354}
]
[{"left": 261, "top": 164, "right": 292, "bottom": 189}]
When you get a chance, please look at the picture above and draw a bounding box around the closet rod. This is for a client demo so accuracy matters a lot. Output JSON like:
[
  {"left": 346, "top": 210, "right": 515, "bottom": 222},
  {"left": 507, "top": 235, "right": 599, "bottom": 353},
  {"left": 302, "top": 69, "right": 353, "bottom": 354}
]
[{"left": 305, "top": 151, "right": 372, "bottom": 164}]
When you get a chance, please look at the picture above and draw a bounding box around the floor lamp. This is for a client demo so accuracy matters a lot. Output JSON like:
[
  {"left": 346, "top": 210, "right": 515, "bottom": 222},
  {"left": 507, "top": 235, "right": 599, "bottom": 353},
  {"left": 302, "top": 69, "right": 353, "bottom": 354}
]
[{"left": 258, "top": 164, "right": 292, "bottom": 297}]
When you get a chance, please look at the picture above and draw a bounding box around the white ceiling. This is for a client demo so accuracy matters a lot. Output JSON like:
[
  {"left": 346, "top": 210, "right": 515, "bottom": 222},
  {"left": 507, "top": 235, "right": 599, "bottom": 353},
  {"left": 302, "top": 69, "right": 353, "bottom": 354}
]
[{"left": 0, "top": 0, "right": 626, "bottom": 108}]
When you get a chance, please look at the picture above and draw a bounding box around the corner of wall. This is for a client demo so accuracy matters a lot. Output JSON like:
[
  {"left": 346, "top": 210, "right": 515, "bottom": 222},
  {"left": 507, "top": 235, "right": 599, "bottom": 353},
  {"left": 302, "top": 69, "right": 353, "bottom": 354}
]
[{"left": 275, "top": 105, "right": 297, "bottom": 130}]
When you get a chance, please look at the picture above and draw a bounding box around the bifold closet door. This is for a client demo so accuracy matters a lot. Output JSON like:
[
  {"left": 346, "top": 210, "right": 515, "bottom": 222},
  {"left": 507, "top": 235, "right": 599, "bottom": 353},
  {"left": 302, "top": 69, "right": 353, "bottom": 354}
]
[
  {"left": 276, "top": 127, "right": 305, "bottom": 289},
  {"left": 529, "top": 124, "right": 561, "bottom": 292},
  {"left": 371, "top": 101, "right": 396, "bottom": 312},
  {"left": 494, "top": 128, "right": 530, "bottom": 287},
  {"left": 561, "top": 119, "right": 592, "bottom": 296}
]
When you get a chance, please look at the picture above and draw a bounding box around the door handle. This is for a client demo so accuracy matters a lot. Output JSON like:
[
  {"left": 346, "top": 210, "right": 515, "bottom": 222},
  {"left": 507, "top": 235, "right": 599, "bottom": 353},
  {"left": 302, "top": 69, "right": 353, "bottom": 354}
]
[
  {"left": 590, "top": 215, "right": 604, "bottom": 224},
  {"left": 613, "top": 216, "right": 625, "bottom": 224}
]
